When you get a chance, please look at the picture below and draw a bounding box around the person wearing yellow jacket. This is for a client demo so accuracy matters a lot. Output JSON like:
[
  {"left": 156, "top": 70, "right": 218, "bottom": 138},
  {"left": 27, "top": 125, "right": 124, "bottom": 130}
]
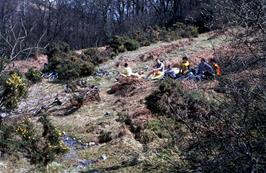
[{"left": 180, "top": 56, "right": 190, "bottom": 75}]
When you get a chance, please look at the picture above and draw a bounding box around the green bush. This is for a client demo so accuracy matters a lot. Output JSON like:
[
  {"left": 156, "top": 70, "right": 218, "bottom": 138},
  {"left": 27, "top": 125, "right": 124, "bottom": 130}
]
[
  {"left": 83, "top": 48, "right": 98, "bottom": 58},
  {"left": 124, "top": 39, "right": 140, "bottom": 51},
  {"left": 141, "top": 39, "right": 151, "bottom": 46},
  {"left": 109, "top": 36, "right": 126, "bottom": 52},
  {"left": 0, "top": 56, "right": 9, "bottom": 72},
  {"left": 138, "top": 129, "right": 156, "bottom": 143},
  {"left": 0, "top": 123, "right": 16, "bottom": 155},
  {"left": 25, "top": 68, "right": 42, "bottom": 83},
  {"left": 145, "top": 76, "right": 266, "bottom": 172},
  {"left": 131, "top": 23, "right": 195, "bottom": 44},
  {"left": 109, "top": 36, "right": 140, "bottom": 53},
  {"left": 190, "top": 26, "right": 199, "bottom": 37},
  {"left": 98, "top": 131, "right": 112, "bottom": 144},
  {"left": 0, "top": 71, "right": 27, "bottom": 110},
  {"left": 173, "top": 22, "right": 186, "bottom": 30},
  {"left": 83, "top": 48, "right": 110, "bottom": 65},
  {"left": 145, "top": 79, "right": 209, "bottom": 119},
  {"left": 80, "top": 61, "right": 95, "bottom": 76},
  {"left": 44, "top": 51, "right": 95, "bottom": 81},
  {"left": 45, "top": 42, "right": 71, "bottom": 56},
  {"left": 0, "top": 114, "right": 68, "bottom": 166},
  {"left": 118, "top": 44, "right": 126, "bottom": 53}
]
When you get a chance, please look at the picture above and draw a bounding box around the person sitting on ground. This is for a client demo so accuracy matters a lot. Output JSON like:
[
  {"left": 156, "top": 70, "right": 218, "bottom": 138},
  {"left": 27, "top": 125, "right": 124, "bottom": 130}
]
[
  {"left": 146, "top": 58, "right": 165, "bottom": 79},
  {"left": 165, "top": 65, "right": 180, "bottom": 79},
  {"left": 196, "top": 58, "right": 215, "bottom": 79},
  {"left": 180, "top": 56, "right": 191, "bottom": 75},
  {"left": 120, "top": 63, "right": 143, "bottom": 79},
  {"left": 209, "top": 58, "right": 221, "bottom": 77},
  {"left": 121, "top": 63, "right": 133, "bottom": 77}
]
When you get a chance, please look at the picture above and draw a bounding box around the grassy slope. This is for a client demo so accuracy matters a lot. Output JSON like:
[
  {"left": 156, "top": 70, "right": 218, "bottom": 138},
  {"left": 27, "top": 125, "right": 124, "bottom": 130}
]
[{"left": 1, "top": 32, "right": 230, "bottom": 173}]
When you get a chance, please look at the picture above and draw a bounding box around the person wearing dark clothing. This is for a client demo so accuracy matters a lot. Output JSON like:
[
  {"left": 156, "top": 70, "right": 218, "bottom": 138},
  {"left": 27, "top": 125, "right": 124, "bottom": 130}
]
[
  {"left": 165, "top": 65, "right": 178, "bottom": 79},
  {"left": 196, "top": 58, "right": 215, "bottom": 80}
]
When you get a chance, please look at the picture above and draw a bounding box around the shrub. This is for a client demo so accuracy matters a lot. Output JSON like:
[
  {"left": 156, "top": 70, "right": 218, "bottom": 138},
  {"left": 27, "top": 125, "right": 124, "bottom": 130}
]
[
  {"left": 45, "top": 42, "right": 71, "bottom": 57},
  {"left": 25, "top": 68, "right": 42, "bottom": 83},
  {"left": 145, "top": 79, "right": 210, "bottom": 119},
  {"left": 173, "top": 22, "right": 186, "bottom": 30},
  {"left": 80, "top": 62, "right": 95, "bottom": 76},
  {"left": 145, "top": 77, "right": 266, "bottom": 172},
  {"left": 0, "top": 123, "right": 16, "bottom": 155},
  {"left": 0, "top": 56, "right": 9, "bottom": 72},
  {"left": 109, "top": 36, "right": 140, "bottom": 53},
  {"left": 146, "top": 120, "right": 166, "bottom": 138},
  {"left": 83, "top": 48, "right": 110, "bottom": 65},
  {"left": 109, "top": 36, "right": 126, "bottom": 52},
  {"left": 0, "top": 71, "right": 27, "bottom": 110},
  {"left": 98, "top": 131, "right": 112, "bottom": 144},
  {"left": 124, "top": 39, "right": 140, "bottom": 51},
  {"left": 0, "top": 114, "right": 68, "bottom": 166},
  {"left": 141, "top": 39, "right": 151, "bottom": 46},
  {"left": 44, "top": 51, "right": 95, "bottom": 81},
  {"left": 69, "top": 93, "right": 86, "bottom": 109},
  {"left": 138, "top": 129, "right": 156, "bottom": 144},
  {"left": 190, "top": 26, "right": 199, "bottom": 37},
  {"left": 118, "top": 44, "right": 126, "bottom": 53},
  {"left": 159, "top": 29, "right": 172, "bottom": 42}
]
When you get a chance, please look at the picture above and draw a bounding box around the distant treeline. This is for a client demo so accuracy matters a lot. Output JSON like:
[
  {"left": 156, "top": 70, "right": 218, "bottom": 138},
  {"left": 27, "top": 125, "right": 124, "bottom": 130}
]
[
  {"left": 1, "top": 0, "right": 265, "bottom": 61},
  {"left": 0, "top": 0, "right": 214, "bottom": 51}
]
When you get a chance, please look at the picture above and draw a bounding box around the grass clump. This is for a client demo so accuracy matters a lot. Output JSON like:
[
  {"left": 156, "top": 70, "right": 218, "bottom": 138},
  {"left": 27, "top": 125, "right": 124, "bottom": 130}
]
[{"left": 25, "top": 68, "right": 42, "bottom": 83}]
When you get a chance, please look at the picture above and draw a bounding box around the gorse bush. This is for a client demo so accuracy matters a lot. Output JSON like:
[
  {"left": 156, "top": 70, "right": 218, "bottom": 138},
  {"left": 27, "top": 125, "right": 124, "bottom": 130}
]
[
  {"left": 0, "top": 122, "right": 16, "bottom": 155},
  {"left": 0, "top": 71, "right": 27, "bottom": 110},
  {"left": 109, "top": 36, "right": 127, "bottom": 53},
  {"left": 190, "top": 26, "right": 199, "bottom": 37},
  {"left": 146, "top": 79, "right": 209, "bottom": 119},
  {"left": 44, "top": 42, "right": 116, "bottom": 81},
  {"left": 0, "top": 114, "right": 68, "bottom": 166},
  {"left": 145, "top": 78, "right": 266, "bottom": 172},
  {"left": 45, "top": 42, "right": 71, "bottom": 57},
  {"left": 131, "top": 23, "right": 199, "bottom": 46},
  {"left": 109, "top": 36, "right": 140, "bottom": 53},
  {"left": 44, "top": 49, "right": 95, "bottom": 80},
  {"left": 124, "top": 39, "right": 140, "bottom": 51},
  {"left": 98, "top": 131, "right": 112, "bottom": 144},
  {"left": 83, "top": 48, "right": 110, "bottom": 65},
  {"left": 25, "top": 68, "right": 42, "bottom": 83}
]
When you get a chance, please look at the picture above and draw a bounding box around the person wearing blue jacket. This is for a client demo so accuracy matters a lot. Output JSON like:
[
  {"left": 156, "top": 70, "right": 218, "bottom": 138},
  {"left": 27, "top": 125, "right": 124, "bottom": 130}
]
[{"left": 196, "top": 58, "right": 215, "bottom": 79}]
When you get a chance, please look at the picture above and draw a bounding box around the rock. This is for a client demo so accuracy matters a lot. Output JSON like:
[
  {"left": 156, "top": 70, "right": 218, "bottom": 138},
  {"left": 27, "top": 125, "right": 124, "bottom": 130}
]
[
  {"left": 100, "top": 154, "right": 108, "bottom": 161},
  {"left": 104, "top": 112, "right": 113, "bottom": 116},
  {"left": 89, "top": 142, "right": 96, "bottom": 146},
  {"left": 0, "top": 111, "right": 11, "bottom": 118}
]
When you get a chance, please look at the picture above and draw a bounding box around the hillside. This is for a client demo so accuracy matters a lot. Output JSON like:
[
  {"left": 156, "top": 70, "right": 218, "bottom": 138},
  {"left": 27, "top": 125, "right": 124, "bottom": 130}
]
[
  {"left": 0, "top": 31, "right": 237, "bottom": 172},
  {"left": 1, "top": 0, "right": 265, "bottom": 172}
]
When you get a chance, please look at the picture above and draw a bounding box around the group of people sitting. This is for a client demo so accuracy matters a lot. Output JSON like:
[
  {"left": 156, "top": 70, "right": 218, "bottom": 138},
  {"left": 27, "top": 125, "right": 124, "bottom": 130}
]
[{"left": 120, "top": 55, "right": 221, "bottom": 81}]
